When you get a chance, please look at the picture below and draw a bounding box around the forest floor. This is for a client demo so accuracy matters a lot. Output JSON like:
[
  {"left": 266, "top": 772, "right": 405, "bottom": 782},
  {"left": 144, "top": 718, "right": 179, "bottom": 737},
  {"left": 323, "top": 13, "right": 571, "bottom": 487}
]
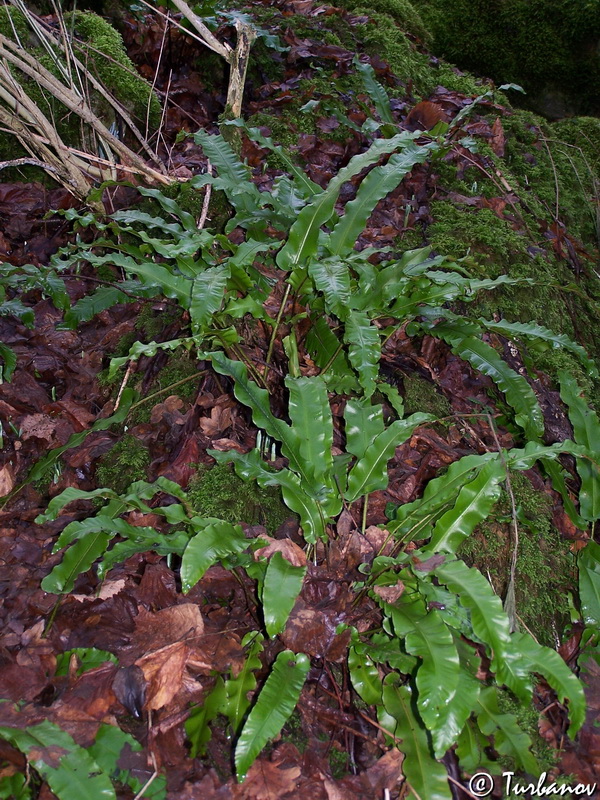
[{"left": 1, "top": 1, "right": 600, "bottom": 798}]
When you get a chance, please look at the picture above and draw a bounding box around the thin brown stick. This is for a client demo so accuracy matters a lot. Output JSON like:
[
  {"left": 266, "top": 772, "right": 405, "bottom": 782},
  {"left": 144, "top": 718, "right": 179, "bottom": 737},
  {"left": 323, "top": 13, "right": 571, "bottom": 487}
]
[
  {"left": 197, "top": 160, "right": 213, "bottom": 229},
  {"left": 115, "top": 361, "right": 134, "bottom": 410}
]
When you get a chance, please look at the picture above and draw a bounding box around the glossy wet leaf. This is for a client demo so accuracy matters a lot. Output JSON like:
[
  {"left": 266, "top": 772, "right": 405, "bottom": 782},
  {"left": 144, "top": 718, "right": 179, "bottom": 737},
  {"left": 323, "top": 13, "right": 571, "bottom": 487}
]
[
  {"left": 405, "top": 609, "right": 460, "bottom": 756},
  {"left": 578, "top": 541, "right": 600, "bottom": 629},
  {"left": 429, "top": 459, "right": 506, "bottom": 552},
  {"left": 434, "top": 559, "right": 531, "bottom": 701},
  {"left": 235, "top": 650, "right": 309, "bottom": 781},
  {"left": 42, "top": 532, "right": 111, "bottom": 594},
  {"left": 381, "top": 676, "right": 451, "bottom": 800},
  {"left": 476, "top": 687, "right": 539, "bottom": 774},
  {"left": 346, "top": 413, "right": 431, "bottom": 502},
  {"left": 434, "top": 325, "right": 544, "bottom": 439},
  {"left": 262, "top": 551, "right": 306, "bottom": 638},
  {"left": 345, "top": 310, "right": 380, "bottom": 397},
  {"left": 512, "top": 632, "right": 585, "bottom": 737},
  {"left": 181, "top": 520, "right": 247, "bottom": 592},
  {"left": 0, "top": 720, "right": 115, "bottom": 800},
  {"left": 223, "top": 633, "right": 264, "bottom": 733},
  {"left": 559, "top": 371, "right": 600, "bottom": 521}
]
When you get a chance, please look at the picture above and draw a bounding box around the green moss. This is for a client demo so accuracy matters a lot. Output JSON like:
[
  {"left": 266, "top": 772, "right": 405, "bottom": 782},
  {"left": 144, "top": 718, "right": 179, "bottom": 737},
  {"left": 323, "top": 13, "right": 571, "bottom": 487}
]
[
  {"left": 428, "top": 201, "right": 528, "bottom": 268},
  {"left": 0, "top": 6, "right": 32, "bottom": 44},
  {"left": 424, "top": 197, "right": 593, "bottom": 360},
  {"left": 419, "top": 0, "right": 600, "bottom": 117},
  {"left": 402, "top": 373, "right": 451, "bottom": 420},
  {"left": 95, "top": 434, "right": 150, "bottom": 494},
  {"left": 65, "top": 11, "right": 160, "bottom": 125},
  {"left": 334, "top": 0, "right": 430, "bottom": 42},
  {"left": 0, "top": 7, "right": 159, "bottom": 182},
  {"left": 458, "top": 472, "right": 574, "bottom": 646},
  {"left": 153, "top": 354, "right": 200, "bottom": 401},
  {"left": 187, "top": 464, "right": 292, "bottom": 532},
  {"left": 497, "top": 691, "right": 558, "bottom": 773}
]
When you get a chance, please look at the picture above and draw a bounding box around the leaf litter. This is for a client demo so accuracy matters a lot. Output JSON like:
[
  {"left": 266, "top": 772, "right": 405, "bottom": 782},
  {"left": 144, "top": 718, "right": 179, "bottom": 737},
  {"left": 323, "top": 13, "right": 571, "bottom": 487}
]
[{"left": 0, "top": 0, "right": 599, "bottom": 796}]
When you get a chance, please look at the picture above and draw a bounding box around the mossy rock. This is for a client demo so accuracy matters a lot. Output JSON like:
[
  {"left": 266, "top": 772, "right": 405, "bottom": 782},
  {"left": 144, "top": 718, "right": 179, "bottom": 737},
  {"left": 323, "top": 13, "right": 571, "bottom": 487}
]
[
  {"left": 187, "top": 464, "right": 293, "bottom": 532},
  {"left": 419, "top": 0, "right": 600, "bottom": 117},
  {"left": 334, "top": 0, "right": 430, "bottom": 42},
  {"left": 458, "top": 472, "right": 574, "bottom": 647},
  {"left": 95, "top": 434, "right": 150, "bottom": 494}
]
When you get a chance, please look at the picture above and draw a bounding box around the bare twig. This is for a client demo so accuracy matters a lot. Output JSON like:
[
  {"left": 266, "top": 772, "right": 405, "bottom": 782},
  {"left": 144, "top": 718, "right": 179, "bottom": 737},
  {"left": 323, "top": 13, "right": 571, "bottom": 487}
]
[
  {"left": 197, "top": 160, "right": 213, "bottom": 229},
  {"left": 115, "top": 361, "right": 134, "bottom": 410}
]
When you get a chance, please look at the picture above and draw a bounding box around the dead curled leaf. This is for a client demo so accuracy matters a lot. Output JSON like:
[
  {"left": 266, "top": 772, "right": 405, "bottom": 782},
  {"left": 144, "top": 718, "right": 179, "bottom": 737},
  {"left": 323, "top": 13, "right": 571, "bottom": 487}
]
[
  {"left": 253, "top": 535, "right": 307, "bottom": 567},
  {"left": 372, "top": 581, "right": 405, "bottom": 604},
  {"left": 0, "top": 463, "right": 15, "bottom": 496},
  {"left": 135, "top": 641, "right": 189, "bottom": 711}
]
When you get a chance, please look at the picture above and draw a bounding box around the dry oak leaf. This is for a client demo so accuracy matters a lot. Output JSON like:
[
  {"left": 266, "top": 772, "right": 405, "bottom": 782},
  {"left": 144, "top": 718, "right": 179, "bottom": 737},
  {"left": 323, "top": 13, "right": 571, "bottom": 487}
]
[
  {"left": 239, "top": 759, "right": 301, "bottom": 800},
  {"left": 372, "top": 581, "right": 405, "bottom": 604},
  {"left": 0, "top": 463, "right": 15, "bottom": 497},
  {"left": 132, "top": 603, "right": 205, "bottom": 656},
  {"left": 19, "top": 413, "right": 59, "bottom": 442},
  {"left": 253, "top": 536, "right": 307, "bottom": 567},
  {"left": 135, "top": 641, "right": 189, "bottom": 711}
]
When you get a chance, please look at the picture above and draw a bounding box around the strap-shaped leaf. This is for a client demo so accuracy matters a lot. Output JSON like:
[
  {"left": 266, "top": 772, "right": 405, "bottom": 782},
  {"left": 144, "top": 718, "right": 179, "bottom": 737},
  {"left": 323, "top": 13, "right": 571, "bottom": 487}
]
[
  {"left": 387, "top": 453, "right": 495, "bottom": 537},
  {"left": 348, "top": 645, "right": 384, "bottom": 705},
  {"left": 345, "top": 413, "right": 431, "bottom": 503},
  {"left": 344, "top": 310, "right": 381, "bottom": 397},
  {"left": 405, "top": 609, "right": 460, "bottom": 757},
  {"left": 435, "top": 326, "right": 544, "bottom": 440},
  {"left": 230, "top": 122, "right": 322, "bottom": 200},
  {"left": 193, "top": 130, "right": 263, "bottom": 213},
  {"left": 235, "top": 650, "right": 310, "bottom": 781},
  {"left": 190, "top": 264, "right": 230, "bottom": 333},
  {"left": 429, "top": 459, "right": 506, "bottom": 552},
  {"left": 476, "top": 686, "right": 539, "bottom": 775},
  {"left": 353, "top": 57, "right": 395, "bottom": 124},
  {"left": 327, "top": 144, "right": 436, "bottom": 256},
  {"left": 223, "top": 633, "right": 264, "bottom": 733},
  {"left": 210, "top": 448, "right": 329, "bottom": 542},
  {"left": 0, "top": 720, "right": 115, "bottom": 800},
  {"left": 559, "top": 371, "right": 600, "bottom": 521},
  {"left": 578, "top": 540, "right": 600, "bottom": 629},
  {"left": 41, "top": 531, "right": 111, "bottom": 594},
  {"left": 136, "top": 186, "right": 198, "bottom": 232},
  {"left": 61, "top": 285, "right": 134, "bottom": 329},
  {"left": 434, "top": 559, "right": 531, "bottom": 702},
  {"left": 276, "top": 132, "right": 421, "bottom": 270},
  {"left": 344, "top": 398, "right": 385, "bottom": 460},
  {"left": 481, "top": 318, "right": 599, "bottom": 379},
  {"left": 512, "top": 632, "right": 585, "bottom": 737},
  {"left": 285, "top": 375, "right": 334, "bottom": 490},
  {"left": 0, "top": 342, "right": 16, "bottom": 381},
  {"left": 455, "top": 719, "right": 498, "bottom": 774},
  {"left": 86, "top": 252, "right": 191, "bottom": 309},
  {"left": 307, "top": 257, "right": 351, "bottom": 318},
  {"left": 440, "top": 637, "right": 481, "bottom": 759},
  {"left": 209, "top": 353, "right": 301, "bottom": 473},
  {"left": 187, "top": 678, "right": 227, "bottom": 757},
  {"left": 262, "top": 551, "right": 306, "bottom": 638},
  {"left": 181, "top": 520, "right": 247, "bottom": 592},
  {"left": 381, "top": 676, "right": 452, "bottom": 800},
  {"left": 542, "top": 457, "right": 588, "bottom": 529}
]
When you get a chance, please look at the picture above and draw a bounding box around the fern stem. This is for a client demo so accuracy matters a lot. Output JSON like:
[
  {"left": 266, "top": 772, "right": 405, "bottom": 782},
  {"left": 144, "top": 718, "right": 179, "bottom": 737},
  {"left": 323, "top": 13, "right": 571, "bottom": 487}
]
[
  {"left": 319, "top": 341, "right": 344, "bottom": 376},
  {"left": 361, "top": 494, "right": 369, "bottom": 534},
  {"left": 128, "top": 370, "right": 208, "bottom": 414},
  {"left": 263, "top": 282, "right": 291, "bottom": 379}
]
